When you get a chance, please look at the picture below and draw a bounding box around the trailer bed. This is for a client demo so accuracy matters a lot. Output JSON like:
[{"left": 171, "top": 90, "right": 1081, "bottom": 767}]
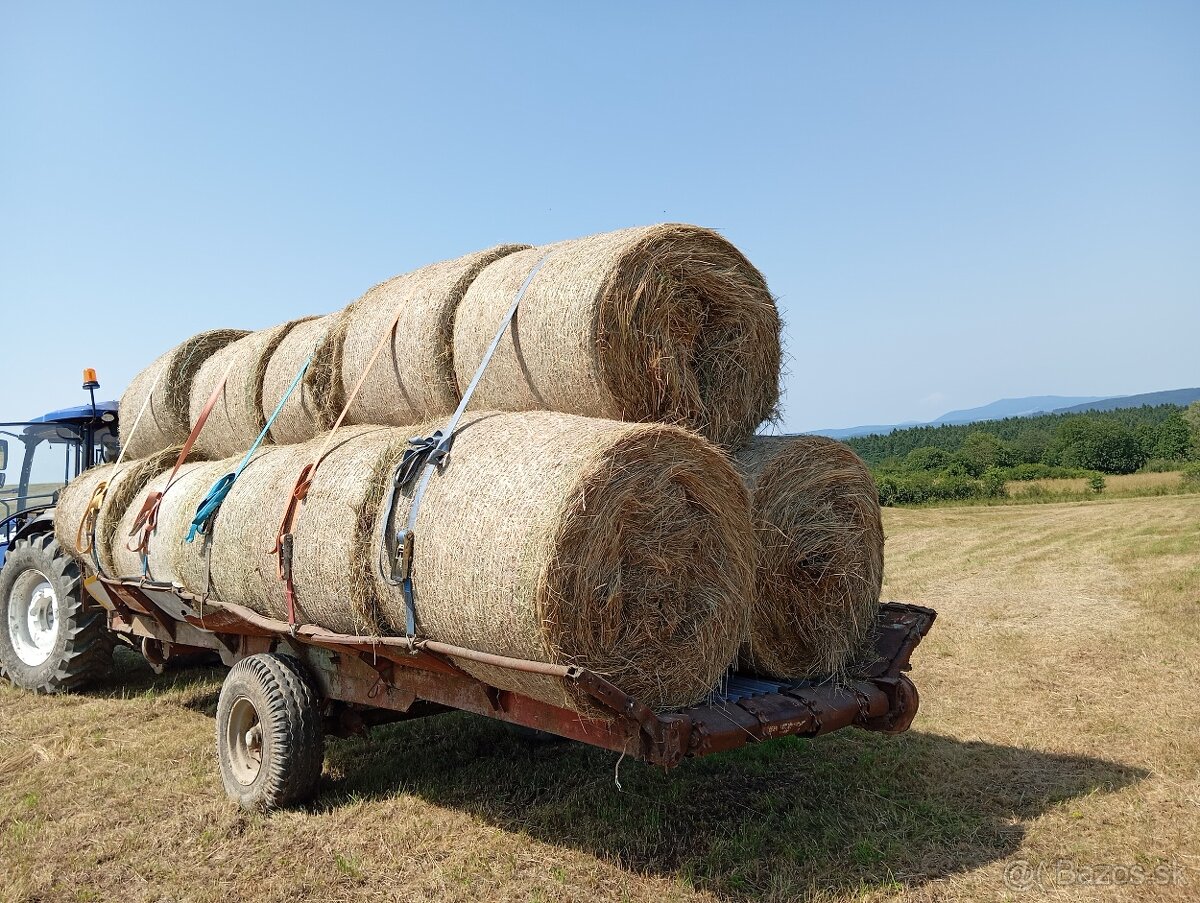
[{"left": 85, "top": 575, "right": 935, "bottom": 767}]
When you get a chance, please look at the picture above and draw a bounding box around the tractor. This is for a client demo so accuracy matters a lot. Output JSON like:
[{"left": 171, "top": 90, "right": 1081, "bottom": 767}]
[{"left": 0, "top": 370, "right": 120, "bottom": 692}]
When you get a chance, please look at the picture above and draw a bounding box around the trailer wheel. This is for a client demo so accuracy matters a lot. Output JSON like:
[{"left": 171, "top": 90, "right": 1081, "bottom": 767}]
[
  {"left": 216, "top": 653, "right": 324, "bottom": 810},
  {"left": 0, "top": 533, "right": 114, "bottom": 693}
]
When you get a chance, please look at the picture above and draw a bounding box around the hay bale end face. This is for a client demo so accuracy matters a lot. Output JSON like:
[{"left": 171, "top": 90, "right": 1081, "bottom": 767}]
[
  {"left": 333, "top": 244, "right": 530, "bottom": 428},
  {"left": 453, "top": 224, "right": 781, "bottom": 448},
  {"left": 118, "top": 330, "right": 248, "bottom": 459},
  {"left": 371, "top": 411, "right": 755, "bottom": 713},
  {"left": 189, "top": 318, "right": 314, "bottom": 459},
  {"left": 734, "top": 435, "right": 884, "bottom": 680}
]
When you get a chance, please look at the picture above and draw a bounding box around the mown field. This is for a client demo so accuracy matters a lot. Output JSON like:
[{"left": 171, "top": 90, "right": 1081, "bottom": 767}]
[{"left": 2, "top": 494, "right": 1199, "bottom": 902}]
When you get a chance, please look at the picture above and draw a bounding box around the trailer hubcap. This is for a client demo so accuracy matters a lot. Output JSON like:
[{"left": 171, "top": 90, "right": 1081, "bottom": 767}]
[
  {"left": 226, "top": 697, "right": 264, "bottom": 785},
  {"left": 7, "top": 570, "right": 58, "bottom": 667}
]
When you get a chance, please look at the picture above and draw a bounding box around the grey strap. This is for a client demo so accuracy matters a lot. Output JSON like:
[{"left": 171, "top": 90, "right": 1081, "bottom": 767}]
[{"left": 383, "top": 250, "right": 554, "bottom": 636}]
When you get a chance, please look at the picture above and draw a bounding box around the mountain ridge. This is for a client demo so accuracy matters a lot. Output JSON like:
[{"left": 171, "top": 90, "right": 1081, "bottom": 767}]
[{"left": 810, "top": 387, "right": 1200, "bottom": 439}]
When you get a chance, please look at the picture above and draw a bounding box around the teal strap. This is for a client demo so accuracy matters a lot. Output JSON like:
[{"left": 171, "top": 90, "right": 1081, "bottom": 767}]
[{"left": 186, "top": 353, "right": 314, "bottom": 543}]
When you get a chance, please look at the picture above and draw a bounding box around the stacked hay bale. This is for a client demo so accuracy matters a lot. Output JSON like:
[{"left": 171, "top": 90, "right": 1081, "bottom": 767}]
[
  {"left": 453, "top": 225, "right": 782, "bottom": 448},
  {"left": 327, "top": 244, "right": 528, "bottom": 428},
  {"left": 189, "top": 318, "right": 315, "bottom": 458},
  {"left": 118, "top": 330, "right": 247, "bottom": 458},
  {"left": 54, "top": 447, "right": 188, "bottom": 577},
  {"left": 59, "top": 220, "right": 892, "bottom": 711},
  {"left": 154, "top": 414, "right": 753, "bottom": 713},
  {"left": 733, "top": 436, "right": 883, "bottom": 679},
  {"left": 259, "top": 313, "right": 345, "bottom": 445}
]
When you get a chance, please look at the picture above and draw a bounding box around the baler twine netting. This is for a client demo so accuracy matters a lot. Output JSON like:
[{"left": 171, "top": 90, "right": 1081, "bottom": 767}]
[
  {"left": 453, "top": 224, "right": 782, "bottom": 448},
  {"left": 327, "top": 244, "right": 529, "bottom": 429},
  {"left": 733, "top": 435, "right": 883, "bottom": 679},
  {"left": 118, "top": 330, "right": 248, "bottom": 458}
]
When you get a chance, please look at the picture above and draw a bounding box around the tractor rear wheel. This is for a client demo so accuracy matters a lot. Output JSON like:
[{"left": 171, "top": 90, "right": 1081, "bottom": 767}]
[
  {"left": 216, "top": 653, "right": 325, "bottom": 810},
  {"left": 0, "top": 533, "right": 114, "bottom": 693}
]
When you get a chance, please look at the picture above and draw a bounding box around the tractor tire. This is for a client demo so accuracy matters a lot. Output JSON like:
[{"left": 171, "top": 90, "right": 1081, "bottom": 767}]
[
  {"left": 0, "top": 533, "right": 114, "bottom": 693},
  {"left": 216, "top": 653, "right": 325, "bottom": 811}
]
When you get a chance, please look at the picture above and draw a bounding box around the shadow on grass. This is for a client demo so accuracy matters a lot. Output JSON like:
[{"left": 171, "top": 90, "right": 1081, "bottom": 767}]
[
  {"left": 76, "top": 655, "right": 1145, "bottom": 900},
  {"left": 320, "top": 712, "right": 1145, "bottom": 901},
  {"left": 85, "top": 646, "right": 225, "bottom": 712}
]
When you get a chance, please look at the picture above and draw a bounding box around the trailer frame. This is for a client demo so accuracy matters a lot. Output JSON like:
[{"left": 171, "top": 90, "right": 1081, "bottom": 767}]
[{"left": 84, "top": 575, "right": 934, "bottom": 768}]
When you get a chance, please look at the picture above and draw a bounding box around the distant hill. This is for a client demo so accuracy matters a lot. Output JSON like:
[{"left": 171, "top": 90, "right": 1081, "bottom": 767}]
[
  {"left": 930, "top": 395, "right": 1105, "bottom": 425},
  {"left": 1052, "top": 388, "right": 1200, "bottom": 415},
  {"left": 812, "top": 389, "right": 1197, "bottom": 439}
]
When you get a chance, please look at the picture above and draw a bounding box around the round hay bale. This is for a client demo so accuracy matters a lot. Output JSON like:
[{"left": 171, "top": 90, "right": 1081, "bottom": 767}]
[
  {"left": 733, "top": 435, "right": 883, "bottom": 680},
  {"left": 53, "top": 448, "right": 183, "bottom": 575},
  {"left": 187, "top": 426, "right": 401, "bottom": 635},
  {"left": 189, "top": 318, "right": 314, "bottom": 459},
  {"left": 261, "top": 314, "right": 343, "bottom": 445},
  {"left": 332, "top": 245, "right": 529, "bottom": 427},
  {"left": 119, "top": 330, "right": 248, "bottom": 458},
  {"left": 112, "top": 454, "right": 267, "bottom": 585},
  {"left": 452, "top": 224, "right": 781, "bottom": 448},
  {"left": 370, "top": 411, "right": 754, "bottom": 713}
]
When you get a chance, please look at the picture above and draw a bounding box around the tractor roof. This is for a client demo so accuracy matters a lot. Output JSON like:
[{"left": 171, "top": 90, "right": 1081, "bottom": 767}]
[{"left": 29, "top": 401, "right": 119, "bottom": 424}]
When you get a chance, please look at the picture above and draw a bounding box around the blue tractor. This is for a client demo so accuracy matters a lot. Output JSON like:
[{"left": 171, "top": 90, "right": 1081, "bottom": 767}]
[{"left": 0, "top": 371, "right": 120, "bottom": 692}]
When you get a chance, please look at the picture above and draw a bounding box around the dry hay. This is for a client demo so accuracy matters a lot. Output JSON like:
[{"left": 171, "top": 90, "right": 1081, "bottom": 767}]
[
  {"left": 183, "top": 426, "right": 402, "bottom": 635},
  {"left": 109, "top": 456, "right": 259, "bottom": 585},
  {"left": 261, "top": 314, "right": 344, "bottom": 445},
  {"left": 118, "top": 330, "right": 248, "bottom": 458},
  {"left": 369, "top": 411, "right": 754, "bottom": 713},
  {"left": 453, "top": 224, "right": 781, "bottom": 448},
  {"left": 330, "top": 245, "right": 529, "bottom": 428},
  {"left": 733, "top": 435, "right": 883, "bottom": 679},
  {"left": 53, "top": 448, "right": 183, "bottom": 576},
  {"left": 188, "top": 319, "right": 314, "bottom": 458}
]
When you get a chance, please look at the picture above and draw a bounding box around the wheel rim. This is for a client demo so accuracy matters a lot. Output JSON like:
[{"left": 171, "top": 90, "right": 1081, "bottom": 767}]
[
  {"left": 226, "top": 696, "right": 264, "bottom": 786},
  {"left": 7, "top": 569, "right": 59, "bottom": 667}
]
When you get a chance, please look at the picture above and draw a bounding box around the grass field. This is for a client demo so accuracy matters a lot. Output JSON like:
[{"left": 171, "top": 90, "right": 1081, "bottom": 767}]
[
  {"left": 1006, "top": 469, "right": 1189, "bottom": 499},
  {"left": 3, "top": 494, "right": 1199, "bottom": 902}
]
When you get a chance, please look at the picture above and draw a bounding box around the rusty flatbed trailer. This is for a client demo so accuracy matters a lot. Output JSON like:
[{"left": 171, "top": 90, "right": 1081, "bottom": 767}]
[{"left": 84, "top": 574, "right": 935, "bottom": 808}]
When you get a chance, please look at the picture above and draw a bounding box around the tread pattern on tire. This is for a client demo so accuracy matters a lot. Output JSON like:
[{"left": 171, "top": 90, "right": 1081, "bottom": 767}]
[
  {"left": 217, "top": 653, "right": 324, "bottom": 810},
  {"left": 0, "top": 532, "right": 115, "bottom": 693}
]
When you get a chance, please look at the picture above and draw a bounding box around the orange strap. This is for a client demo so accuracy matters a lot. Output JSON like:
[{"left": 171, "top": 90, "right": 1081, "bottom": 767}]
[
  {"left": 127, "top": 363, "right": 233, "bottom": 561},
  {"left": 270, "top": 302, "right": 409, "bottom": 625}
]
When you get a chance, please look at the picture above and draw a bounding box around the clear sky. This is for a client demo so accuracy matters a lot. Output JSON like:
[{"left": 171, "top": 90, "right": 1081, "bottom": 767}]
[{"left": 2, "top": 2, "right": 1197, "bottom": 431}]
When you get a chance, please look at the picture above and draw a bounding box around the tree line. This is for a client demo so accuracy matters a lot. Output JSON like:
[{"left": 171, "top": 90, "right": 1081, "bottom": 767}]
[{"left": 843, "top": 402, "right": 1200, "bottom": 506}]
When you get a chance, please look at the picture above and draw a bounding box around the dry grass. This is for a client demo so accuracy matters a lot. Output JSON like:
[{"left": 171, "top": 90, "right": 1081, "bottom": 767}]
[
  {"left": 1008, "top": 470, "right": 1187, "bottom": 498},
  {"left": 3, "top": 494, "right": 1199, "bottom": 902}
]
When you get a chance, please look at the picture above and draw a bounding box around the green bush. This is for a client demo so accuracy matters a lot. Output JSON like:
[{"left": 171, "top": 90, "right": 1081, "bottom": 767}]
[
  {"left": 1182, "top": 461, "right": 1200, "bottom": 487},
  {"left": 1088, "top": 474, "right": 1106, "bottom": 494}
]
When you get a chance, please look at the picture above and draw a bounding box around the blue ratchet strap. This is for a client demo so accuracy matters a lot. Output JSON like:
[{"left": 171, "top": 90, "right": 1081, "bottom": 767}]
[
  {"left": 381, "top": 251, "right": 555, "bottom": 638},
  {"left": 186, "top": 353, "right": 314, "bottom": 542}
]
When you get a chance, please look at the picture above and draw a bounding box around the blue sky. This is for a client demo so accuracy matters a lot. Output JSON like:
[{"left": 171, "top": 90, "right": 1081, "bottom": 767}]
[{"left": 2, "top": 1, "right": 1197, "bottom": 431}]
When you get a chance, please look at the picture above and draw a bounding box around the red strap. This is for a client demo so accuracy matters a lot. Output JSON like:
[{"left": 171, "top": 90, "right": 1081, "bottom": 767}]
[
  {"left": 268, "top": 302, "right": 408, "bottom": 625},
  {"left": 128, "top": 365, "right": 232, "bottom": 556}
]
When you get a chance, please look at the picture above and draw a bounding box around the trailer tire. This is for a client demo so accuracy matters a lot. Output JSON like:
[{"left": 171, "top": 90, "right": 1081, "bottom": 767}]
[
  {"left": 0, "top": 533, "right": 114, "bottom": 693},
  {"left": 216, "top": 653, "right": 324, "bottom": 810}
]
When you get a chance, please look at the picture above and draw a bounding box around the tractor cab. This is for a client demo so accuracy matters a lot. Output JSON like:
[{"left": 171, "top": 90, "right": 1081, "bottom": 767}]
[{"left": 0, "top": 376, "right": 119, "bottom": 564}]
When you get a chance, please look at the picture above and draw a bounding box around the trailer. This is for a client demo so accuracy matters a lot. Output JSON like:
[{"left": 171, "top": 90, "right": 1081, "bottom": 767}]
[{"left": 83, "top": 573, "right": 935, "bottom": 810}]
